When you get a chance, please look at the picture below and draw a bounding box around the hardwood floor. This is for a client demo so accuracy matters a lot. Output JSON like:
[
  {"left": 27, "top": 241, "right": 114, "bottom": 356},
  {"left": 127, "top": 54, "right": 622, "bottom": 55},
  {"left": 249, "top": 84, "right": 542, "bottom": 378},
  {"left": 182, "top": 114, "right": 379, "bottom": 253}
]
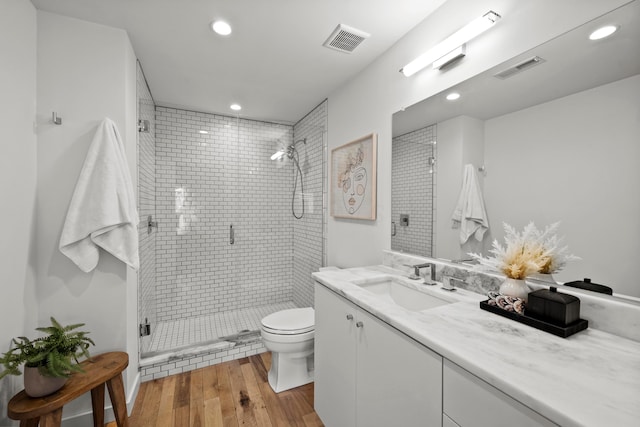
[{"left": 107, "top": 352, "right": 324, "bottom": 427}]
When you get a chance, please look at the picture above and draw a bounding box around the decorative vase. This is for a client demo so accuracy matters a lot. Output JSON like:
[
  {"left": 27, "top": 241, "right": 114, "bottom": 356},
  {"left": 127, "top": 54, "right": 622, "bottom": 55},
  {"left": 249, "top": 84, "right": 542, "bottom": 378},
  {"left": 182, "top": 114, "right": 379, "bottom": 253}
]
[
  {"left": 23, "top": 366, "right": 67, "bottom": 397},
  {"left": 499, "top": 278, "right": 531, "bottom": 302}
]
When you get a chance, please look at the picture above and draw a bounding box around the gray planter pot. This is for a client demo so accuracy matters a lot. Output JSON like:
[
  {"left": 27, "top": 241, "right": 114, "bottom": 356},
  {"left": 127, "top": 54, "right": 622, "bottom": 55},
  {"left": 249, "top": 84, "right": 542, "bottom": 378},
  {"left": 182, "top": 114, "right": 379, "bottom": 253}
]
[{"left": 23, "top": 367, "right": 67, "bottom": 397}]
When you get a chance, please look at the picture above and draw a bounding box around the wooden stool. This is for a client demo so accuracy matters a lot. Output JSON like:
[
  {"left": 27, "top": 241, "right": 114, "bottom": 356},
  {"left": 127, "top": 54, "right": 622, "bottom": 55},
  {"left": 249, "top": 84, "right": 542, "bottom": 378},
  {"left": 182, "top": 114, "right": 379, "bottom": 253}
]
[{"left": 7, "top": 351, "right": 129, "bottom": 427}]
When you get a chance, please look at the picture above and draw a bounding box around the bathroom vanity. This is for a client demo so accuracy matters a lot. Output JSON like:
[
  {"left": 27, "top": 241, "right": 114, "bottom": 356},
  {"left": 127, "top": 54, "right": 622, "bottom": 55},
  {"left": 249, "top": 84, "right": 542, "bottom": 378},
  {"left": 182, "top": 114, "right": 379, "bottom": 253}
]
[{"left": 312, "top": 263, "right": 640, "bottom": 427}]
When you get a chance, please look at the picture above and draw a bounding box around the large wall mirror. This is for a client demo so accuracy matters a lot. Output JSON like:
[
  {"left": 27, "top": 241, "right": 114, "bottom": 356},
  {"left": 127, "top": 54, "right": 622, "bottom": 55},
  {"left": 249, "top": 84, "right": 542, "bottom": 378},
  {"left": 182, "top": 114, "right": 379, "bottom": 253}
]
[{"left": 392, "top": 2, "right": 640, "bottom": 298}]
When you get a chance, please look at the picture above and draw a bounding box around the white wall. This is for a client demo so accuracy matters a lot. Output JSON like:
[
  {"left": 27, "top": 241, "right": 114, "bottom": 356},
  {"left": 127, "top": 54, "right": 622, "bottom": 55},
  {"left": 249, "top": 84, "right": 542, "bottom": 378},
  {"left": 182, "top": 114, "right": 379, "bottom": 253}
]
[
  {"left": 326, "top": 0, "right": 629, "bottom": 267},
  {"left": 484, "top": 75, "right": 640, "bottom": 297},
  {"left": 35, "top": 11, "right": 139, "bottom": 423},
  {"left": 0, "top": 1, "right": 37, "bottom": 424}
]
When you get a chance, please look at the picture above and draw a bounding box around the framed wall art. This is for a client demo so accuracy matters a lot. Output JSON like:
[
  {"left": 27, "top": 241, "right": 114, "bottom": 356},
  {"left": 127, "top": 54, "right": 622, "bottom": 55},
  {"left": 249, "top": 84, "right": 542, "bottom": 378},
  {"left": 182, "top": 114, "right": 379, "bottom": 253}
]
[{"left": 331, "top": 133, "right": 377, "bottom": 220}]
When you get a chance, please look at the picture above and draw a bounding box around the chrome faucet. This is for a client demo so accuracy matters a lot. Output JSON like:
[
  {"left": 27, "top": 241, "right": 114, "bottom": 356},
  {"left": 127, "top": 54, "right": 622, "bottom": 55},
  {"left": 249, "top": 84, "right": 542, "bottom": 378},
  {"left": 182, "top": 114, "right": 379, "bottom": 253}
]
[
  {"left": 442, "top": 276, "right": 464, "bottom": 291},
  {"left": 410, "top": 263, "right": 437, "bottom": 285}
]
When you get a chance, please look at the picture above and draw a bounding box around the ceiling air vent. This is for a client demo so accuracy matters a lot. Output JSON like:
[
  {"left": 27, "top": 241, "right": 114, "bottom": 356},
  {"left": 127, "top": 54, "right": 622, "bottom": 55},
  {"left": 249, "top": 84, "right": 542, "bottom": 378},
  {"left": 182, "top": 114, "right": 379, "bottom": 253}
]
[
  {"left": 494, "top": 56, "right": 546, "bottom": 79},
  {"left": 323, "top": 24, "right": 370, "bottom": 53}
]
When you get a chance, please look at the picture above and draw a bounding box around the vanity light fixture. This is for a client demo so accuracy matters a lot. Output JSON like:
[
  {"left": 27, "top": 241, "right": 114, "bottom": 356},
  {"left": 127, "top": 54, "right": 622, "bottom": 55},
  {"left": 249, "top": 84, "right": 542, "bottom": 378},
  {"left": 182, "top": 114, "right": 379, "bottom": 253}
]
[
  {"left": 589, "top": 25, "right": 618, "bottom": 40},
  {"left": 230, "top": 103, "right": 242, "bottom": 111},
  {"left": 400, "top": 10, "right": 501, "bottom": 77},
  {"left": 211, "top": 20, "right": 232, "bottom": 36},
  {"left": 198, "top": 130, "right": 209, "bottom": 134},
  {"left": 432, "top": 45, "right": 466, "bottom": 70}
]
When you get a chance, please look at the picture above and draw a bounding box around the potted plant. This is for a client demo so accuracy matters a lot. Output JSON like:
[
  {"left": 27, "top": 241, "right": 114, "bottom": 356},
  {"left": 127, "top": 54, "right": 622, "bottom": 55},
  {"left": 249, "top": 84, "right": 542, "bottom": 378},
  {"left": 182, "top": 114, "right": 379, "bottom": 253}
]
[{"left": 0, "top": 317, "right": 95, "bottom": 397}]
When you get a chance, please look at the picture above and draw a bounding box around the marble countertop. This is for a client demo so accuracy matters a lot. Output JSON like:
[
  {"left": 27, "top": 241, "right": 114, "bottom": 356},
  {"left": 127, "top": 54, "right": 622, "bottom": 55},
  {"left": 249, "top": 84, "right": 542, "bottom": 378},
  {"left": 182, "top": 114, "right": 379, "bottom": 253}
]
[{"left": 312, "top": 265, "right": 640, "bottom": 427}]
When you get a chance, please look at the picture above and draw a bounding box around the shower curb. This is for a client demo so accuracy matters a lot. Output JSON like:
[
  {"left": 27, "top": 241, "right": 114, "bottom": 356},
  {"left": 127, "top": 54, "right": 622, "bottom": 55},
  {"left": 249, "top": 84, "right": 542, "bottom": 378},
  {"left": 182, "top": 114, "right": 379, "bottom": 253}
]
[{"left": 139, "top": 331, "right": 265, "bottom": 382}]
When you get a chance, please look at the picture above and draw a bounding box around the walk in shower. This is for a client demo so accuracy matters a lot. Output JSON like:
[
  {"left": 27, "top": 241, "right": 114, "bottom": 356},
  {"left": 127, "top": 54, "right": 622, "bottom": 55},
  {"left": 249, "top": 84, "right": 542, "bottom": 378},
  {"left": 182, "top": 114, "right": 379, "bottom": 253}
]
[
  {"left": 391, "top": 124, "right": 436, "bottom": 257},
  {"left": 136, "top": 63, "right": 326, "bottom": 380}
]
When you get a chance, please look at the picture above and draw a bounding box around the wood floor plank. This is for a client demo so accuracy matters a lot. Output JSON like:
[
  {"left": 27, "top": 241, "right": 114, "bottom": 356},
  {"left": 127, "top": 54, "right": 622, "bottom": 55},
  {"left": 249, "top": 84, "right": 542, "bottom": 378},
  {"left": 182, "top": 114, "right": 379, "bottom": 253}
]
[
  {"left": 215, "top": 363, "right": 239, "bottom": 427},
  {"left": 204, "top": 397, "right": 224, "bottom": 427},
  {"left": 260, "top": 352, "right": 272, "bottom": 368},
  {"left": 174, "top": 405, "right": 190, "bottom": 427},
  {"left": 248, "top": 354, "right": 269, "bottom": 384},
  {"left": 302, "top": 412, "right": 324, "bottom": 427},
  {"left": 277, "top": 392, "right": 306, "bottom": 427},
  {"left": 227, "top": 359, "right": 259, "bottom": 427},
  {"left": 255, "top": 372, "right": 290, "bottom": 427},
  {"left": 203, "top": 364, "right": 220, "bottom": 401},
  {"left": 191, "top": 368, "right": 204, "bottom": 401},
  {"left": 191, "top": 368, "right": 205, "bottom": 427},
  {"left": 125, "top": 353, "right": 323, "bottom": 427},
  {"left": 288, "top": 385, "right": 315, "bottom": 415},
  {"left": 241, "top": 361, "right": 273, "bottom": 427},
  {"left": 137, "top": 378, "right": 162, "bottom": 427},
  {"left": 156, "top": 375, "right": 177, "bottom": 427},
  {"left": 127, "top": 378, "right": 147, "bottom": 421},
  {"left": 174, "top": 370, "right": 192, "bottom": 409}
]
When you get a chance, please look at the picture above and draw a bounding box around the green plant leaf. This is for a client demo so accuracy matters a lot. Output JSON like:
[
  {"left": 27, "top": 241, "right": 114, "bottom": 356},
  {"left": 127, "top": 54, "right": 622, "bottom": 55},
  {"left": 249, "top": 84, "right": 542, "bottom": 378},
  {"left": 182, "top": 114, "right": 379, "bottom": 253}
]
[{"left": 0, "top": 317, "right": 94, "bottom": 379}]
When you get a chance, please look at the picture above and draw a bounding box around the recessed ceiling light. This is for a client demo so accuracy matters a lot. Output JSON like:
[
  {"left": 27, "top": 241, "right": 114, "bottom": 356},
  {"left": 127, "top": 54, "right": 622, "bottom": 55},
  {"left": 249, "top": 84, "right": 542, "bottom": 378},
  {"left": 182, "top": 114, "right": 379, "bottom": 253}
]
[
  {"left": 230, "top": 103, "right": 242, "bottom": 111},
  {"left": 211, "top": 20, "right": 232, "bottom": 36},
  {"left": 446, "top": 92, "right": 461, "bottom": 101},
  {"left": 589, "top": 25, "right": 618, "bottom": 40}
]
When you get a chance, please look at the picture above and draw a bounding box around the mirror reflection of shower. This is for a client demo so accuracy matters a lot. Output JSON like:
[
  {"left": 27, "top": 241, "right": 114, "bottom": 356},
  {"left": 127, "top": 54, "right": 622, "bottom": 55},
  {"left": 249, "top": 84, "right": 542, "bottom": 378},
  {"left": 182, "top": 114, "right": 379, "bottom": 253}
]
[{"left": 271, "top": 138, "right": 307, "bottom": 219}]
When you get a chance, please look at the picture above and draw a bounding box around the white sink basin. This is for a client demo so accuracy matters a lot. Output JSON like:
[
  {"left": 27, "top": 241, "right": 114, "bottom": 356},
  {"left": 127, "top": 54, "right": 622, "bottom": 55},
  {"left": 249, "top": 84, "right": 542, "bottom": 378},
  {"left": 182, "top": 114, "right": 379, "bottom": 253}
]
[{"left": 353, "top": 277, "right": 453, "bottom": 311}]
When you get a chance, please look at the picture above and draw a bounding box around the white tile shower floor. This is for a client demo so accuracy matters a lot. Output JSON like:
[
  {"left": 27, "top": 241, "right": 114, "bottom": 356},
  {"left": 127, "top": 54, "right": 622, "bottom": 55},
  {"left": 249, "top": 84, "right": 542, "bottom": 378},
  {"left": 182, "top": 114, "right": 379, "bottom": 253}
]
[{"left": 144, "top": 301, "right": 298, "bottom": 355}]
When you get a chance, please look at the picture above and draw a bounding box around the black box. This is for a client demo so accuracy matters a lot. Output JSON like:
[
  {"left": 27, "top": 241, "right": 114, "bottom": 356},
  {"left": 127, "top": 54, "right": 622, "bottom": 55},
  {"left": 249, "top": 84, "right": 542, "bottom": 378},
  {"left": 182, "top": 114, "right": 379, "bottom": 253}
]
[{"left": 526, "top": 287, "right": 580, "bottom": 327}]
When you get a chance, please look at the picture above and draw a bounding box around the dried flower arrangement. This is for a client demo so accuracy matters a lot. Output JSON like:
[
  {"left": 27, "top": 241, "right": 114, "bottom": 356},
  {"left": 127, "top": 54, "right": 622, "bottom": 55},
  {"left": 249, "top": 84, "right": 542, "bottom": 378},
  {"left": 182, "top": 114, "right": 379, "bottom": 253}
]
[{"left": 469, "top": 222, "right": 579, "bottom": 280}]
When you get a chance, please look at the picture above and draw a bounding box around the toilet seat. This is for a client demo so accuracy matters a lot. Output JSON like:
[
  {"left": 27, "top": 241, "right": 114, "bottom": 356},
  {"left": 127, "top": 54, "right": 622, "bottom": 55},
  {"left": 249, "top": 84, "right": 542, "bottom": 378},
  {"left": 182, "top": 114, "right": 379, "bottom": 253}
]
[{"left": 261, "top": 307, "right": 314, "bottom": 335}]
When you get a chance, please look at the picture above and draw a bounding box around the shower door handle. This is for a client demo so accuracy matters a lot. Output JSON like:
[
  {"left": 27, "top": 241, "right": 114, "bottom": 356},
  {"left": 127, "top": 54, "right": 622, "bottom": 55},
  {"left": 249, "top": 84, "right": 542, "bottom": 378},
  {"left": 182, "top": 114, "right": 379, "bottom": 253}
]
[
  {"left": 230, "top": 225, "right": 235, "bottom": 245},
  {"left": 391, "top": 221, "right": 396, "bottom": 237}
]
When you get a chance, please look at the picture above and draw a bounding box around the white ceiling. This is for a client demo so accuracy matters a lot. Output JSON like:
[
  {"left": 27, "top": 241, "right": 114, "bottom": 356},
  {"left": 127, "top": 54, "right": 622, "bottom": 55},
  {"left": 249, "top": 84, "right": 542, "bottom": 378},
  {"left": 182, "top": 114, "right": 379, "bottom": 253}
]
[{"left": 30, "top": 0, "right": 447, "bottom": 124}]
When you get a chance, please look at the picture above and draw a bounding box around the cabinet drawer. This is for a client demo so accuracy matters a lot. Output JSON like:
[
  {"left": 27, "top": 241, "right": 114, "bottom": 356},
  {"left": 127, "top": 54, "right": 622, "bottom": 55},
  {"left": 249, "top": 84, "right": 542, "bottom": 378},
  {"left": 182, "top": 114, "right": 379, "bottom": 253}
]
[{"left": 443, "top": 359, "right": 557, "bottom": 427}]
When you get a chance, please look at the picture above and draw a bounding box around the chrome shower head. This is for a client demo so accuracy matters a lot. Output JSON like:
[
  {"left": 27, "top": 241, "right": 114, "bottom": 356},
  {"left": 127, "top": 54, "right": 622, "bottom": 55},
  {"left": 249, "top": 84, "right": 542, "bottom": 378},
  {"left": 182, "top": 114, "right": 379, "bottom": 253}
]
[{"left": 270, "top": 138, "right": 306, "bottom": 161}]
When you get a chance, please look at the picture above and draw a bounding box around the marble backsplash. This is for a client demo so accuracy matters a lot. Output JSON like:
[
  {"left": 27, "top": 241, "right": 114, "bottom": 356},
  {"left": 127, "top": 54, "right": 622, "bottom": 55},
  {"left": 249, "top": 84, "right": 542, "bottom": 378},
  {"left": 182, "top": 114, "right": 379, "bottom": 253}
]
[{"left": 383, "top": 250, "right": 640, "bottom": 342}]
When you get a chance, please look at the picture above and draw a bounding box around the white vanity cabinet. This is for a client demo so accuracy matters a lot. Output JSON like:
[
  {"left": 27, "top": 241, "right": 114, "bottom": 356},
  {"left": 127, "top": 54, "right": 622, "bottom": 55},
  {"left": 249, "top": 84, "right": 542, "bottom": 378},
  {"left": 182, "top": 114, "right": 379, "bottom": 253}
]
[
  {"left": 314, "top": 282, "right": 443, "bottom": 427},
  {"left": 443, "top": 359, "right": 558, "bottom": 427}
]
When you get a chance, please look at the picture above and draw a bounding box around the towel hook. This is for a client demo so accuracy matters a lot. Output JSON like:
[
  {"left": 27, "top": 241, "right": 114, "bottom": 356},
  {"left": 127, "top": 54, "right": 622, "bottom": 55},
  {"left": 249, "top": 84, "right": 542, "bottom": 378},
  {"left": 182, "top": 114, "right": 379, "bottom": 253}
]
[{"left": 52, "top": 112, "right": 62, "bottom": 125}]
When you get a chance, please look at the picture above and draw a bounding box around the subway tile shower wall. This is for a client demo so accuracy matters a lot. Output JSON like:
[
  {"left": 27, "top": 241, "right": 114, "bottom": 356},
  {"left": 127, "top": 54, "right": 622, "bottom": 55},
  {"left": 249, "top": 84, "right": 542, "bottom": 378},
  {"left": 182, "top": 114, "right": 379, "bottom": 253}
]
[
  {"left": 155, "top": 107, "right": 296, "bottom": 321},
  {"left": 391, "top": 124, "right": 436, "bottom": 256},
  {"left": 292, "top": 101, "right": 327, "bottom": 308}
]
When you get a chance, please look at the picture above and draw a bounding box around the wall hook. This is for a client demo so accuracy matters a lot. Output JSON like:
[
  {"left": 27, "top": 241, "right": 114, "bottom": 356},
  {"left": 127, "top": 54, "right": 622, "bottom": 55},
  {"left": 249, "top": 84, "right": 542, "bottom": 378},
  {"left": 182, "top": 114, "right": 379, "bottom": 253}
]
[{"left": 52, "top": 112, "right": 62, "bottom": 125}]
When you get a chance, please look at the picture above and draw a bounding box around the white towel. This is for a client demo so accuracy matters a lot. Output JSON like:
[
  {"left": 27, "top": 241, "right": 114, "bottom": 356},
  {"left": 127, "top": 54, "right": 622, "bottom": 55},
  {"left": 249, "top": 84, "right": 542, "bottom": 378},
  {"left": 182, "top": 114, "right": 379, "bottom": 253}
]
[
  {"left": 59, "top": 118, "right": 140, "bottom": 272},
  {"left": 451, "top": 164, "right": 489, "bottom": 244}
]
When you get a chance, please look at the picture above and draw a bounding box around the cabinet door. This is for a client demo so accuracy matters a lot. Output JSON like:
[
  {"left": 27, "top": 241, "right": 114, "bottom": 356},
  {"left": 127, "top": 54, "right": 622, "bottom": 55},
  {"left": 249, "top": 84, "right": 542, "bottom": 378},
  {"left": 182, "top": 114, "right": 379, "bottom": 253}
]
[
  {"left": 314, "top": 283, "right": 358, "bottom": 427},
  {"left": 443, "top": 359, "right": 558, "bottom": 427},
  {"left": 356, "top": 309, "right": 443, "bottom": 427}
]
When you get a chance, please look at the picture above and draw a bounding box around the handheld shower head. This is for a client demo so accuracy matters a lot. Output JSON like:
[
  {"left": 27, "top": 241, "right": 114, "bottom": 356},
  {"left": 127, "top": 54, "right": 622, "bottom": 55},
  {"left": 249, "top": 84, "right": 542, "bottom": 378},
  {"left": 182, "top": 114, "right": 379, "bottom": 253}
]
[
  {"left": 270, "top": 138, "right": 306, "bottom": 161},
  {"left": 270, "top": 138, "right": 308, "bottom": 219}
]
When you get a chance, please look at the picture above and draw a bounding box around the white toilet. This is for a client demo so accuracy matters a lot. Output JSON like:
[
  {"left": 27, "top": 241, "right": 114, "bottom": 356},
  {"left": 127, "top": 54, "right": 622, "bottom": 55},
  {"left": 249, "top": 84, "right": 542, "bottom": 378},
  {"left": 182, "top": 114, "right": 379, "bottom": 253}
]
[{"left": 260, "top": 307, "right": 315, "bottom": 393}]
